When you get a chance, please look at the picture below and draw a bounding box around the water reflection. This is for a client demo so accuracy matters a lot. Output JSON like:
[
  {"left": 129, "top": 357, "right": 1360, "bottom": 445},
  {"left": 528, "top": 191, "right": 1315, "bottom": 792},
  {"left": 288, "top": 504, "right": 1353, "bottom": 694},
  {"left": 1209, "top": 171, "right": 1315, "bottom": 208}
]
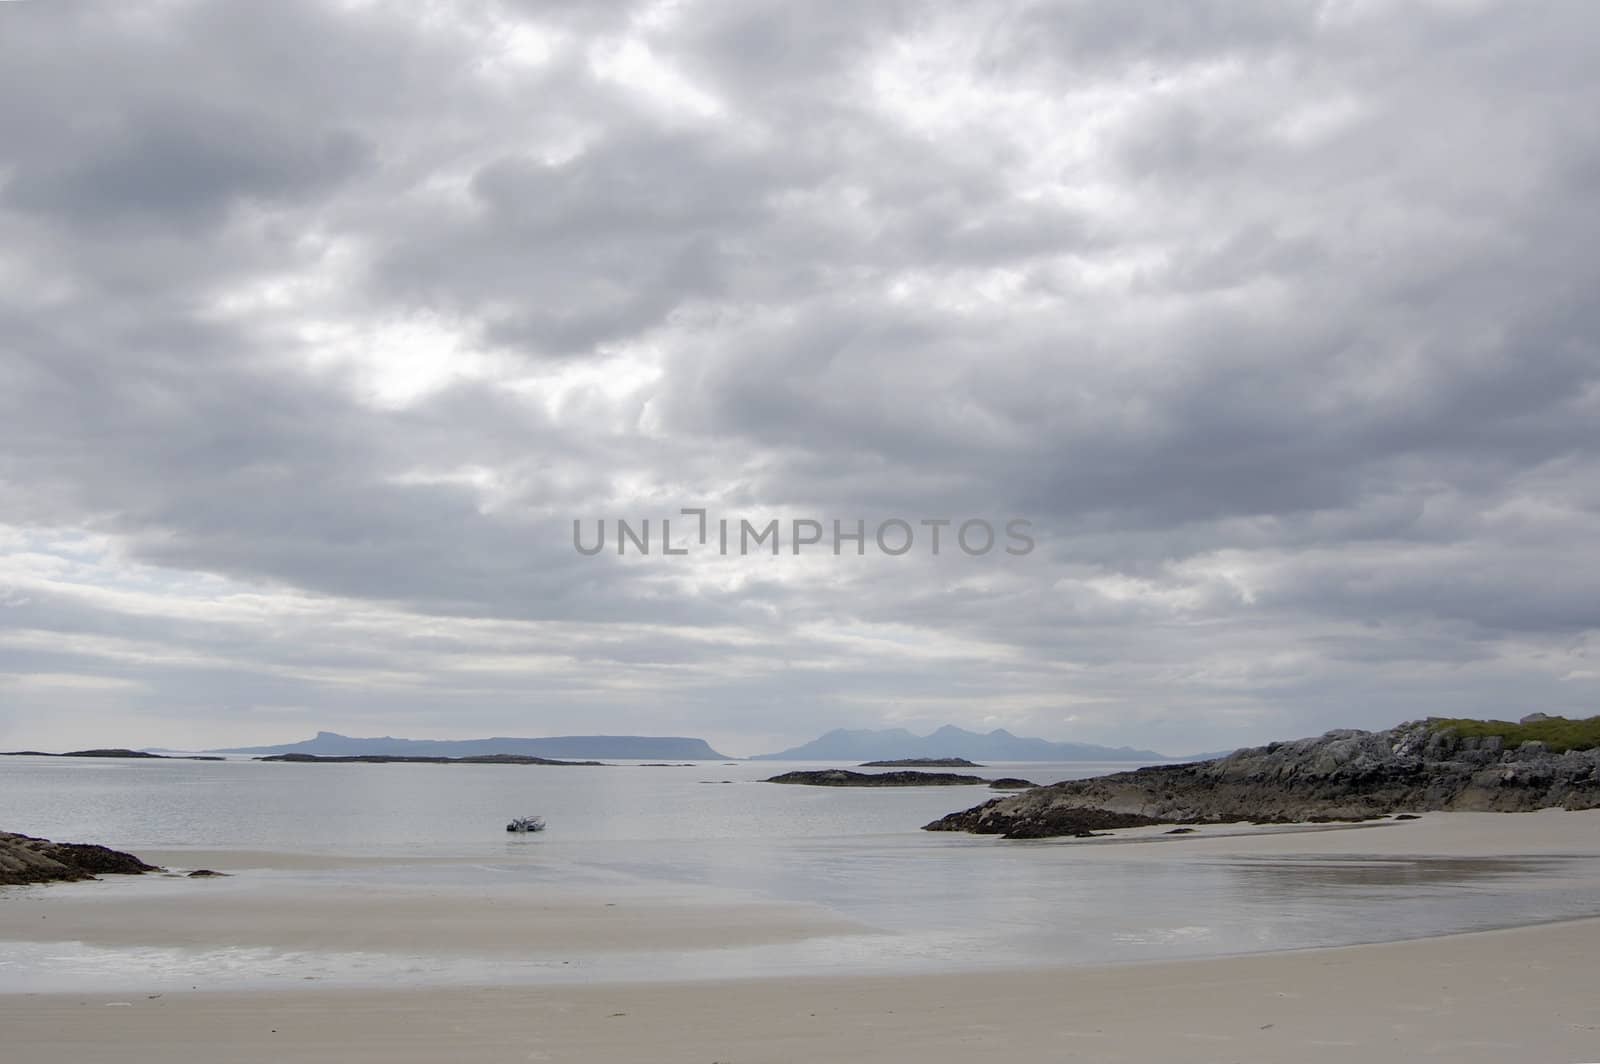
[
  {"left": 5, "top": 757, "right": 1600, "bottom": 991},
  {"left": 1217, "top": 853, "right": 1582, "bottom": 890}
]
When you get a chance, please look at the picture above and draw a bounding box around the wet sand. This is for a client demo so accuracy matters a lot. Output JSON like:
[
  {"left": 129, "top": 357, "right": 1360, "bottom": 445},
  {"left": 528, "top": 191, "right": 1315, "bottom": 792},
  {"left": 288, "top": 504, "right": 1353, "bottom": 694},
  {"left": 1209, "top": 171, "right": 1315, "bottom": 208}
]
[
  {"left": 4, "top": 811, "right": 1600, "bottom": 1061},
  {"left": 4, "top": 916, "right": 1599, "bottom": 1063},
  {"left": 1049, "top": 806, "right": 1600, "bottom": 858},
  {"left": 0, "top": 878, "right": 867, "bottom": 955}
]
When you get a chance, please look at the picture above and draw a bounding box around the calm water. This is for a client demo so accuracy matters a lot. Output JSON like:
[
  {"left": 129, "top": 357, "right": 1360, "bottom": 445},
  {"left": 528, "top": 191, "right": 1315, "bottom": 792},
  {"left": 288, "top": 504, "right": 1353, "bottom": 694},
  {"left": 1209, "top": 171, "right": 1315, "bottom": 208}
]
[
  {"left": 5, "top": 755, "right": 1600, "bottom": 991},
  {"left": 0, "top": 755, "right": 1122, "bottom": 852}
]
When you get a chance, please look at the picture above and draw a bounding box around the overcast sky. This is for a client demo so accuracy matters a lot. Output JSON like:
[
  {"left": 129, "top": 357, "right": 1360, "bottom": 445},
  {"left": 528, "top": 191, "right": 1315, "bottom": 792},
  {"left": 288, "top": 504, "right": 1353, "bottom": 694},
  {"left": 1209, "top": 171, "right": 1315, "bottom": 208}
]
[{"left": 1, "top": 0, "right": 1597, "bottom": 756}]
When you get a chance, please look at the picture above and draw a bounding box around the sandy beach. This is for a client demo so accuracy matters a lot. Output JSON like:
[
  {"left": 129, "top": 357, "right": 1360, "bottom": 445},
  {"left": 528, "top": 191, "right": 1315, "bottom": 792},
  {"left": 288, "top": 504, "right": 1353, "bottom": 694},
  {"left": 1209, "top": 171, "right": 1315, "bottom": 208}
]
[
  {"left": 0, "top": 876, "right": 867, "bottom": 956},
  {"left": 4, "top": 916, "right": 1598, "bottom": 1063},
  {"left": 3, "top": 811, "right": 1599, "bottom": 1061}
]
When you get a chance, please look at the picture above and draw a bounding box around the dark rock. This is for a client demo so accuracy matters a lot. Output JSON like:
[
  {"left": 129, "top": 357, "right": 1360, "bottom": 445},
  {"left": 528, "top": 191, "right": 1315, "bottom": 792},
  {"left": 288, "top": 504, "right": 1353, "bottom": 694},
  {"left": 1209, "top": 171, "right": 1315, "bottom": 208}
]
[
  {"left": 767, "top": 770, "right": 990, "bottom": 787},
  {"left": 1304, "top": 814, "right": 1389, "bottom": 823},
  {"left": 1164, "top": 827, "right": 1198, "bottom": 835},
  {"left": 258, "top": 753, "right": 604, "bottom": 766},
  {"left": 860, "top": 758, "right": 984, "bottom": 768},
  {"left": 1, "top": 832, "right": 158, "bottom": 886},
  {"left": 924, "top": 717, "right": 1600, "bottom": 839},
  {"left": 934, "top": 804, "right": 1165, "bottom": 839},
  {"left": 1392, "top": 813, "right": 1422, "bottom": 820},
  {"left": 988, "top": 777, "right": 1037, "bottom": 790},
  {"left": 61, "top": 749, "right": 164, "bottom": 758},
  {"left": 187, "top": 869, "right": 228, "bottom": 877}
]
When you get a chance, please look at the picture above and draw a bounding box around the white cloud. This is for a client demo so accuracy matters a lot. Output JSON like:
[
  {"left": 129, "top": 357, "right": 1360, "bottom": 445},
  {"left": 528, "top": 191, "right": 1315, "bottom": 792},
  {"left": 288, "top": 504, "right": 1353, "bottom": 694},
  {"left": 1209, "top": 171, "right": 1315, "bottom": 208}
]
[{"left": 0, "top": 0, "right": 1597, "bottom": 753}]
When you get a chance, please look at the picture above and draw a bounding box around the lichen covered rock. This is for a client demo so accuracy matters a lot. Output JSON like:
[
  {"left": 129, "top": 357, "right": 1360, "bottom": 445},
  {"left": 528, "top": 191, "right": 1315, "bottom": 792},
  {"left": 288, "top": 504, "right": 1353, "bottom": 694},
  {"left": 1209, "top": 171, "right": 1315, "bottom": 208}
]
[{"left": 925, "top": 718, "right": 1600, "bottom": 838}]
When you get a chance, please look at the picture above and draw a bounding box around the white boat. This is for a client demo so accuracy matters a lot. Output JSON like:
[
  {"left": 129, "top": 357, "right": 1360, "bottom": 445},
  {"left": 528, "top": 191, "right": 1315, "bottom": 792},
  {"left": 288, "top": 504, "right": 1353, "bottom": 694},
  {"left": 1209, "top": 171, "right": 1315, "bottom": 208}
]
[{"left": 505, "top": 816, "right": 546, "bottom": 833}]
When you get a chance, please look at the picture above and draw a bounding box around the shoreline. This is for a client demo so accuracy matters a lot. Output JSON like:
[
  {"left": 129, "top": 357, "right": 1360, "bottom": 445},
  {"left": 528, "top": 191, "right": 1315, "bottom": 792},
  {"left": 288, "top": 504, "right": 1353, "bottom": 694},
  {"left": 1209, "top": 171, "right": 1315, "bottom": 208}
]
[
  {"left": 5, "top": 809, "right": 1600, "bottom": 1060},
  {"left": 1, "top": 812, "right": 1596, "bottom": 982},
  {"left": 6, "top": 915, "right": 1599, "bottom": 1062},
  {"left": 112, "top": 807, "right": 1575, "bottom": 869}
]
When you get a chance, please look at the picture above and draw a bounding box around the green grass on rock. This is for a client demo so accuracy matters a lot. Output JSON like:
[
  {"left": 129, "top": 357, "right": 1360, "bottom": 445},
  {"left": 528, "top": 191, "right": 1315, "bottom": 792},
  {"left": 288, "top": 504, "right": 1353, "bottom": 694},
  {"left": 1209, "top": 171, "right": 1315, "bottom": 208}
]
[{"left": 1428, "top": 715, "right": 1600, "bottom": 754}]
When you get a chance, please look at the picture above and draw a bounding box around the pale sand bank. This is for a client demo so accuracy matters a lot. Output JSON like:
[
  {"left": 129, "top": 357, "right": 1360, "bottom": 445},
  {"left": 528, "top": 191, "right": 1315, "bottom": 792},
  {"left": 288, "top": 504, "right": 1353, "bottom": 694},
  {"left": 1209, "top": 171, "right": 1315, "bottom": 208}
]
[
  {"left": 136, "top": 849, "right": 484, "bottom": 871},
  {"left": 1046, "top": 807, "right": 1600, "bottom": 858},
  {"left": 4, "top": 917, "right": 1598, "bottom": 1063},
  {"left": 0, "top": 879, "right": 866, "bottom": 955}
]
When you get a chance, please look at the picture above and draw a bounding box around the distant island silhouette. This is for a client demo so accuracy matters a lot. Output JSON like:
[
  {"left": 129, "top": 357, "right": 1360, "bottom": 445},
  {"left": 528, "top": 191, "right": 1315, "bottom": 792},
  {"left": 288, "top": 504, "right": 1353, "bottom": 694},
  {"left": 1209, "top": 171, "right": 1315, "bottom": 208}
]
[
  {"left": 752, "top": 725, "right": 1182, "bottom": 762},
  {"left": 171, "top": 731, "right": 731, "bottom": 761}
]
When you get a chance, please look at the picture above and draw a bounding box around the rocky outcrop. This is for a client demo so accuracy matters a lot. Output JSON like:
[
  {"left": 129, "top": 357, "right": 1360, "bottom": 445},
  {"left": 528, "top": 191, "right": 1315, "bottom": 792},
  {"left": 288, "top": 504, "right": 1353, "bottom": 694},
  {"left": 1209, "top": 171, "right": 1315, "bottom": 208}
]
[
  {"left": 767, "top": 769, "right": 1035, "bottom": 788},
  {"left": 860, "top": 758, "right": 983, "bottom": 767},
  {"left": 768, "top": 769, "right": 992, "bottom": 786},
  {"left": 991, "top": 807, "right": 1166, "bottom": 838},
  {"left": 925, "top": 718, "right": 1600, "bottom": 838},
  {"left": 59, "top": 749, "right": 165, "bottom": 758},
  {"left": 0, "top": 832, "right": 158, "bottom": 886}
]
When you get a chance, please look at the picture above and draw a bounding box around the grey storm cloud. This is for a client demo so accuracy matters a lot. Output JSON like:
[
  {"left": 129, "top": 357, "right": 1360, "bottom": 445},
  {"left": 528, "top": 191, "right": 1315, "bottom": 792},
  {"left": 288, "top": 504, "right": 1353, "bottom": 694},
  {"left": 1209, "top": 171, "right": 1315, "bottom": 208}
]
[{"left": 0, "top": 0, "right": 1597, "bottom": 754}]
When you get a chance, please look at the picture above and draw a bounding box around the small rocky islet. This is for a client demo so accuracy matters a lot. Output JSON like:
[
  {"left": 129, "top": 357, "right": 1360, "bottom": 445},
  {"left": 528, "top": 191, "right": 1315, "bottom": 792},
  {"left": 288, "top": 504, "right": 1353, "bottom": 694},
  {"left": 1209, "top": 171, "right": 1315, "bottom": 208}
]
[
  {"left": 926, "top": 715, "right": 1600, "bottom": 839},
  {"left": 859, "top": 758, "right": 984, "bottom": 768},
  {"left": 766, "top": 769, "right": 1035, "bottom": 789},
  {"left": 0, "top": 832, "right": 159, "bottom": 886},
  {"left": 257, "top": 753, "right": 605, "bottom": 765}
]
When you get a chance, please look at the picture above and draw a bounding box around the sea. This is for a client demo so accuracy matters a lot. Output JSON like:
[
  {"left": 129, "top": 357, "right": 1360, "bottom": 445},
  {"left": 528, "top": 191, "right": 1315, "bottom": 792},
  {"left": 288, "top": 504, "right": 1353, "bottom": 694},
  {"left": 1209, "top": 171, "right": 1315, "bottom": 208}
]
[{"left": 4, "top": 754, "right": 1600, "bottom": 992}]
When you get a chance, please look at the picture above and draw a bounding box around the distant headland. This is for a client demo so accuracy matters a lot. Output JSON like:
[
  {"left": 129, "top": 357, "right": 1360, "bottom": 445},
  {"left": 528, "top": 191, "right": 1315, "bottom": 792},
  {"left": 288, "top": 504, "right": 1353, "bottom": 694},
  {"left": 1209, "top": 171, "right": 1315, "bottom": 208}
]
[
  {"left": 1, "top": 749, "right": 223, "bottom": 761},
  {"left": 751, "top": 725, "right": 1176, "bottom": 762},
  {"left": 174, "top": 731, "right": 732, "bottom": 761}
]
